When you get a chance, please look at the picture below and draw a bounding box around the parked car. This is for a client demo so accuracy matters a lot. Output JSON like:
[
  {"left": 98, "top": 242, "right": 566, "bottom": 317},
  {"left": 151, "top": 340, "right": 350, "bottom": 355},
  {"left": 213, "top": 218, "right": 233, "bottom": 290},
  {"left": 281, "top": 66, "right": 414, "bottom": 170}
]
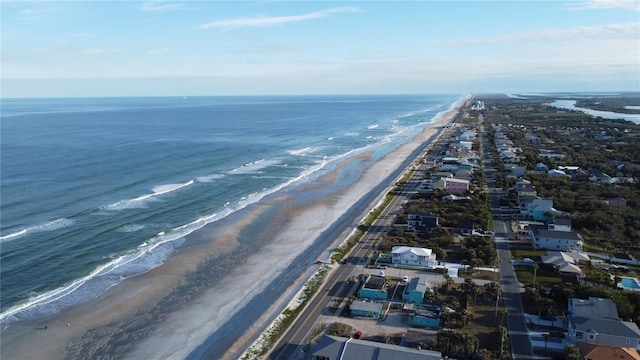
[
  {"left": 522, "top": 258, "right": 535, "bottom": 263},
  {"left": 402, "top": 276, "right": 409, "bottom": 282}
]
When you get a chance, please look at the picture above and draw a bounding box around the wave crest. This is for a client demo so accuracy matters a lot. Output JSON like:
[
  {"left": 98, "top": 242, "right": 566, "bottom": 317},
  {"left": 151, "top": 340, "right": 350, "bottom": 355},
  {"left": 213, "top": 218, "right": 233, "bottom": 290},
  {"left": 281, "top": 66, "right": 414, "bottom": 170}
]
[
  {"left": 102, "top": 180, "right": 195, "bottom": 211},
  {"left": 0, "top": 218, "right": 74, "bottom": 242}
]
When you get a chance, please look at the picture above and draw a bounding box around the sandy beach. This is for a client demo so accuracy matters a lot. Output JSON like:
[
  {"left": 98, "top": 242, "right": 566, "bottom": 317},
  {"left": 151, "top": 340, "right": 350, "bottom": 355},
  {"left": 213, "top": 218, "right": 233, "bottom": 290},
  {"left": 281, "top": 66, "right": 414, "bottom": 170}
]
[{"left": 0, "top": 100, "right": 467, "bottom": 360}]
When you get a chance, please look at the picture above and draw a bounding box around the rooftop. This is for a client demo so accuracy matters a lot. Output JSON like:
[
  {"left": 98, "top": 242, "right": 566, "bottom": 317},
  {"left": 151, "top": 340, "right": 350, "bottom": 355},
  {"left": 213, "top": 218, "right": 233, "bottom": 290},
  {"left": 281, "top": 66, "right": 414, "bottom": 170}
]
[
  {"left": 351, "top": 300, "right": 383, "bottom": 313},
  {"left": 572, "top": 318, "right": 640, "bottom": 339},
  {"left": 363, "top": 275, "right": 386, "bottom": 290},
  {"left": 392, "top": 246, "right": 433, "bottom": 257},
  {"left": 570, "top": 297, "right": 619, "bottom": 319},
  {"left": 533, "top": 229, "right": 583, "bottom": 241},
  {"left": 313, "top": 335, "right": 443, "bottom": 360},
  {"left": 578, "top": 342, "right": 640, "bottom": 360}
]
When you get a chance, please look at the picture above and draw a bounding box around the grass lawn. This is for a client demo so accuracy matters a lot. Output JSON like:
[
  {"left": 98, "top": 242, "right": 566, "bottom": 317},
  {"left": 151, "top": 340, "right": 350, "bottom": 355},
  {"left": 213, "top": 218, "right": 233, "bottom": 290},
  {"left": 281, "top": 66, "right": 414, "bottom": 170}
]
[
  {"left": 459, "top": 269, "right": 500, "bottom": 281},
  {"left": 513, "top": 265, "right": 563, "bottom": 288},
  {"left": 511, "top": 248, "right": 546, "bottom": 261}
]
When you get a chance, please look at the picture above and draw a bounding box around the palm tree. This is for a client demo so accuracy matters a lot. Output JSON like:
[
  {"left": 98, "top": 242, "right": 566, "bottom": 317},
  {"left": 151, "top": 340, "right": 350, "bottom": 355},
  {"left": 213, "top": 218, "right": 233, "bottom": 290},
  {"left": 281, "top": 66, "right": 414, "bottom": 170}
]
[{"left": 565, "top": 344, "right": 581, "bottom": 360}]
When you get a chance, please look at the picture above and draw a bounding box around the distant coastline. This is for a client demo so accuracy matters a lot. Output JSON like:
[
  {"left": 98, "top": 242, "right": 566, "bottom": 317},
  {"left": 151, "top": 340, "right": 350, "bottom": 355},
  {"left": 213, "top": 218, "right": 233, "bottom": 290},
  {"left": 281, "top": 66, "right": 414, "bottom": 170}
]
[{"left": 550, "top": 99, "right": 640, "bottom": 124}]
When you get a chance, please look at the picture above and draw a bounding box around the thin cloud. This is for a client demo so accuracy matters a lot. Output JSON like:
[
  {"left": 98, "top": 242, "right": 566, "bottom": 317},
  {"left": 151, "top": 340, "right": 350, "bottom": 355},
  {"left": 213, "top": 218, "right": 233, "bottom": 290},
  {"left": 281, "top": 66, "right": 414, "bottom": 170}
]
[
  {"left": 65, "top": 48, "right": 120, "bottom": 56},
  {"left": 570, "top": 0, "right": 640, "bottom": 11},
  {"left": 140, "top": 1, "right": 185, "bottom": 12},
  {"left": 147, "top": 48, "right": 171, "bottom": 55},
  {"left": 195, "top": 7, "right": 360, "bottom": 31},
  {"left": 446, "top": 22, "right": 639, "bottom": 45}
]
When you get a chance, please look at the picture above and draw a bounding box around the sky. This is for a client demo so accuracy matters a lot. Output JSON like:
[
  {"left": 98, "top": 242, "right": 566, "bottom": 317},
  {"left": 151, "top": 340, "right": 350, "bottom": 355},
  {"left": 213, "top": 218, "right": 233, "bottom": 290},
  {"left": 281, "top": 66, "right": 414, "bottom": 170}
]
[{"left": 1, "top": 0, "right": 639, "bottom": 97}]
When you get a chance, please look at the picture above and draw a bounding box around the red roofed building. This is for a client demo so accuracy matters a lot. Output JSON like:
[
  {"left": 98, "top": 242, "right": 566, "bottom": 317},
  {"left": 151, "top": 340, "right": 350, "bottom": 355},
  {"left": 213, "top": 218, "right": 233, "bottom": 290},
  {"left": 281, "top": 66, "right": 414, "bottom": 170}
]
[{"left": 578, "top": 342, "right": 640, "bottom": 360}]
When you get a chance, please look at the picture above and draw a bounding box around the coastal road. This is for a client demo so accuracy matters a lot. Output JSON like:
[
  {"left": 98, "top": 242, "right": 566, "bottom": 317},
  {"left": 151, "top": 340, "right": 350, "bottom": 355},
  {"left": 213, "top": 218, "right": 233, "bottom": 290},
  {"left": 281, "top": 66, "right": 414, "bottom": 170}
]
[
  {"left": 479, "top": 120, "right": 537, "bottom": 359},
  {"left": 267, "top": 125, "right": 453, "bottom": 360}
]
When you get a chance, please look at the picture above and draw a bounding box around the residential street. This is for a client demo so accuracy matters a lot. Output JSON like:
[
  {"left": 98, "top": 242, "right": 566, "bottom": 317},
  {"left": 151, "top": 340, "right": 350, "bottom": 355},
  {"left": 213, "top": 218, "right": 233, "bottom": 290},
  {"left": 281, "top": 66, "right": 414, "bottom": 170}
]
[{"left": 479, "top": 120, "right": 539, "bottom": 359}]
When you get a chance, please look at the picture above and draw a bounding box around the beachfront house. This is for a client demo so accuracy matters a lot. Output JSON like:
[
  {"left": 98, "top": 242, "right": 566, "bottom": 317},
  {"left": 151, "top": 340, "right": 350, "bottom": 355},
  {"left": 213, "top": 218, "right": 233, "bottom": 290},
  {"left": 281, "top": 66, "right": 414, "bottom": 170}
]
[
  {"left": 406, "top": 213, "right": 438, "bottom": 233},
  {"left": 568, "top": 297, "right": 640, "bottom": 350},
  {"left": 432, "top": 177, "right": 469, "bottom": 194},
  {"left": 350, "top": 300, "right": 384, "bottom": 319},
  {"left": 392, "top": 246, "right": 437, "bottom": 269},
  {"left": 403, "top": 277, "right": 429, "bottom": 303},
  {"left": 530, "top": 228, "right": 584, "bottom": 252},
  {"left": 312, "top": 335, "right": 443, "bottom": 360},
  {"left": 359, "top": 275, "right": 388, "bottom": 301},
  {"left": 438, "top": 157, "right": 462, "bottom": 170}
]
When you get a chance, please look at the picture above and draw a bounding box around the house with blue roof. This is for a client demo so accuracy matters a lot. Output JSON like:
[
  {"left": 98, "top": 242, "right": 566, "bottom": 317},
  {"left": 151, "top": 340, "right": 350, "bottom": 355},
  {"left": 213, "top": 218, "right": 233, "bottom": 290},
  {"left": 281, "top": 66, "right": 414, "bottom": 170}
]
[{"left": 568, "top": 297, "right": 640, "bottom": 350}]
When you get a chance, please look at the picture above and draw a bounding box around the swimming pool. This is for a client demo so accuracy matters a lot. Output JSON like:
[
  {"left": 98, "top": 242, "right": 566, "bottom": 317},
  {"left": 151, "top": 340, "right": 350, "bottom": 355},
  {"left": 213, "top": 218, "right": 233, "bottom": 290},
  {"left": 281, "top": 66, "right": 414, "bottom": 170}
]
[{"left": 618, "top": 277, "right": 640, "bottom": 291}]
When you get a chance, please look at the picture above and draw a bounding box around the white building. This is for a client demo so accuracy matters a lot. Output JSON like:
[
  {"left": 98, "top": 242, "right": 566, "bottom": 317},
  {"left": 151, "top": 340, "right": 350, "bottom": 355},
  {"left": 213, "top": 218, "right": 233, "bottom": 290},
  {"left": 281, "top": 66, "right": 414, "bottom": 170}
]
[
  {"left": 530, "top": 228, "right": 584, "bottom": 252},
  {"left": 392, "top": 246, "right": 437, "bottom": 269}
]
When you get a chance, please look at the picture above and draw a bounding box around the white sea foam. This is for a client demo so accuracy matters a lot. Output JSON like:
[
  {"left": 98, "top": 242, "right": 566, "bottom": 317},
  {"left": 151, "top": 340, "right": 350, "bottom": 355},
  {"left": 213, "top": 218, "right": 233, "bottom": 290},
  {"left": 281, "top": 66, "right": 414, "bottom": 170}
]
[
  {"left": 1, "top": 169, "right": 323, "bottom": 323},
  {"left": 287, "top": 147, "right": 318, "bottom": 156},
  {"left": 117, "top": 224, "right": 146, "bottom": 233},
  {"left": 195, "top": 174, "right": 225, "bottom": 183},
  {"left": 102, "top": 180, "right": 195, "bottom": 211},
  {"left": 367, "top": 124, "right": 379, "bottom": 129},
  {"left": 228, "top": 159, "right": 282, "bottom": 175},
  {"left": 0, "top": 95, "right": 469, "bottom": 328},
  {"left": 0, "top": 218, "right": 74, "bottom": 242}
]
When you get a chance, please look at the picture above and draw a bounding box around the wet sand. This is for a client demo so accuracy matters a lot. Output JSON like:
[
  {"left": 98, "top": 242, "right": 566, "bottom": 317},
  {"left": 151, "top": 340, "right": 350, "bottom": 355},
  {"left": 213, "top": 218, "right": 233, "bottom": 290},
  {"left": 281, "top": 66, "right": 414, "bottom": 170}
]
[{"left": 0, "top": 101, "right": 466, "bottom": 360}]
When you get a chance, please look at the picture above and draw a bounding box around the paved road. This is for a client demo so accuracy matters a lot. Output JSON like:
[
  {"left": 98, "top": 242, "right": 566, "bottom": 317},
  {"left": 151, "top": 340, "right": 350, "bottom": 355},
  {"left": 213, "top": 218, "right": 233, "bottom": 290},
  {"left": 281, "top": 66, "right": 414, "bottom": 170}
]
[
  {"left": 478, "top": 119, "right": 538, "bottom": 359},
  {"left": 267, "top": 126, "right": 453, "bottom": 360}
]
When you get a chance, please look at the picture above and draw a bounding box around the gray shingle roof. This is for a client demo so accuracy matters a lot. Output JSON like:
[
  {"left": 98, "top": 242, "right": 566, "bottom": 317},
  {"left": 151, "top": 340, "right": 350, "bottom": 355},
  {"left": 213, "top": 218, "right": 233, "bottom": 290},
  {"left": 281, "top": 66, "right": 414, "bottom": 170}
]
[
  {"left": 312, "top": 335, "right": 443, "bottom": 360},
  {"left": 533, "top": 229, "right": 582, "bottom": 241},
  {"left": 570, "top": 297, "right": 619, "bottom": 319},
  {"left": 572, "top": 318, "right": 640, "bottom": 339}
]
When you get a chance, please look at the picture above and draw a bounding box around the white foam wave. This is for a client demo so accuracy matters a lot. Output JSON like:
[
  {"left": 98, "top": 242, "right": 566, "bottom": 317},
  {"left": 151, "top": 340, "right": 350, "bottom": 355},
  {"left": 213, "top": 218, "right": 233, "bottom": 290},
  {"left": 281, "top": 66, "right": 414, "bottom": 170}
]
[
  {"left": 367, "top": 124, "right": 379, "bottom": 129},
  {"left": 117, "top": 224, "right": 146, "bottom": 233},
  {"left": 102, "top": 180, "right": 195, "bottom": 211},
  {"left": 0, "top": 218, "right": 74, "bottom": 242},
  {"left": 228, "top": 159, "right": 282, "bottom": 175},
  {"left": 196, "top": 174, "right": 225, "bottom": 183},
  {"left": 287, "top": 147, "right": 318, "bottom": 156},
  {"left": 0, "top": 135, "right": 395, "bottom": 325},
  {"left": 0, "top": 228, "right": 190, "bottom": 323}
]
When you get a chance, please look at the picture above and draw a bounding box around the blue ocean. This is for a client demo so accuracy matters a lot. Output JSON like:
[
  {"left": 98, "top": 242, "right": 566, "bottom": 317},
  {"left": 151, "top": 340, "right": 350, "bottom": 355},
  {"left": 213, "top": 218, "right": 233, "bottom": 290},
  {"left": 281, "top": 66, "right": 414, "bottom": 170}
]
[{"left": 0, "top": 94, "right": 462, "bottom": 325}]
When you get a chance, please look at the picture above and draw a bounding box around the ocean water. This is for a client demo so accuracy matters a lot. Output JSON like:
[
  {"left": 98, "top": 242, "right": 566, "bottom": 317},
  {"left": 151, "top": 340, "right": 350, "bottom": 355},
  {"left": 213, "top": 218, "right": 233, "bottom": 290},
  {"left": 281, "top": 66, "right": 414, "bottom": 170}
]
[{"left": 0, "top": 94, "right": 462, "bottom": 326}]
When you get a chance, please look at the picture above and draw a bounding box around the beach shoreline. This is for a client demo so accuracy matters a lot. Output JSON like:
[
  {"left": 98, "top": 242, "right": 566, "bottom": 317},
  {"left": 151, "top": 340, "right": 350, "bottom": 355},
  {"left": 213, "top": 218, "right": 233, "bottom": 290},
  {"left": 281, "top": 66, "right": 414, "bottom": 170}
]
[
  {"left": 238, "top": 100, "right": 467, "bottom": 359},
  {"left": 0, "top": 97, "right": 468, "bottom": 360}
]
